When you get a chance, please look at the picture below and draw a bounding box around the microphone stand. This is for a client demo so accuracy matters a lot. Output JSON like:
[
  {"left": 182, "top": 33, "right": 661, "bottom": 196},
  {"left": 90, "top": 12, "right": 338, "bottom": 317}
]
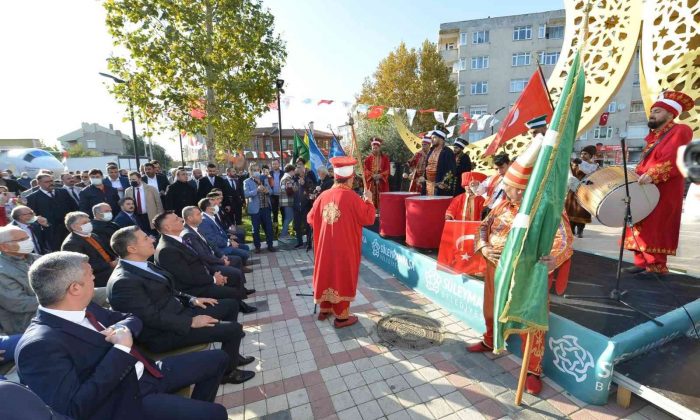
[{"left": 564, "top": 135, "right": 663, "bottom": 326}]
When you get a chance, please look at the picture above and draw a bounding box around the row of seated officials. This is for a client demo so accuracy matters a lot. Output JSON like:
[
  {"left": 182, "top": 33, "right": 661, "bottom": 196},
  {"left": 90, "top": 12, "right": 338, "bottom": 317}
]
[{"left": 0, "top": 204, "right": 267, "bottom": 419}]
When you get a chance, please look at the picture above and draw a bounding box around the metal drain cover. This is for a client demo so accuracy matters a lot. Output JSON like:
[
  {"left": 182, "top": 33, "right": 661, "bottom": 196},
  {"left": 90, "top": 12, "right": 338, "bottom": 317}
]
[{"left": 376, "top": 312, "right": 443, "bottom": 350}]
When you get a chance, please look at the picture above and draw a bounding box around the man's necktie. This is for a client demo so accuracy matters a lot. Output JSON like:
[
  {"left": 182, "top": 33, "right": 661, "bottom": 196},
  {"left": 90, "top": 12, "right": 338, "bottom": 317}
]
[
  {"left": 70, "top": 188, "right": 79, "bottom": 203},
  {"left": 84, "top": 311, "right": 163, "bottom": 378},
  {"left": 135, "top": 188, "right": 143, "bottom": 214}
]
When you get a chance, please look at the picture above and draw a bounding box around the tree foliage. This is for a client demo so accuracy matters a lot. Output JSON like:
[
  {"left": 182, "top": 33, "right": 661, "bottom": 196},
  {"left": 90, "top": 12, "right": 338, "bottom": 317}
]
[
  {"left": 67, "top": 144, "right": 102, "bottom": 158},
  {"left": 356, "top": 40, "right": 458, "bottom": 154},
  {"left": 124, "top": 138, "right": 174, "bottom": 169},
  {"left": 104, "top": 0, "right": 286, "bottom": 162}
]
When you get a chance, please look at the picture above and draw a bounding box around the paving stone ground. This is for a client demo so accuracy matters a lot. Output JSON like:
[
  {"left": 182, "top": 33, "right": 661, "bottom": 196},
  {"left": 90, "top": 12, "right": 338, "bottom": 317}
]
[{"left": 215, "top": 247, "right": 681, "bottom": 420}]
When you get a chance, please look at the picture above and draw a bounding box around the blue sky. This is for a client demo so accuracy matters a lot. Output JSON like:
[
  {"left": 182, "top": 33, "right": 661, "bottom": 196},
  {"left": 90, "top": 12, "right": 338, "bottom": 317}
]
[{"left": 0, "top": 0, "right": 562, "bottom": 156}]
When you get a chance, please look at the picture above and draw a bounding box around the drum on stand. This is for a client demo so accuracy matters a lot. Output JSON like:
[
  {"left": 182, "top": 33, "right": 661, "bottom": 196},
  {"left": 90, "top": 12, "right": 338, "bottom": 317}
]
[
  {"left": 379, "top": 192, "right": 420, "bottom": 237},
  {"left": 405, "top": 196, "right": 453, "bottom": 249},
  {"left": 575, "top": 166, "right": 659, "bottom": 227}
]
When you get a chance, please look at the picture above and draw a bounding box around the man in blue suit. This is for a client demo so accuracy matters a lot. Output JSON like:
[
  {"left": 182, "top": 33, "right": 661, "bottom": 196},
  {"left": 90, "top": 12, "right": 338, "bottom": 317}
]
[
  {"left": 198, "top": 198, "right": 251, "bottom": 264},
  {"left": 15, "top": 251, "right": 228, "bottom": 420},
  {"left": 105, "top": 164, "right": 130, "bottom": 200},
  {"left": 78, "top": 169, "right": 120, "bottom": 217}
]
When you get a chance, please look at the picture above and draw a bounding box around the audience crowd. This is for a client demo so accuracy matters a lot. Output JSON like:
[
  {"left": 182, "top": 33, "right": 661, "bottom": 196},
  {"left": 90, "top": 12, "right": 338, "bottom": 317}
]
[{"left": 0, "top": 158, "right": 321, "bottom": 419}]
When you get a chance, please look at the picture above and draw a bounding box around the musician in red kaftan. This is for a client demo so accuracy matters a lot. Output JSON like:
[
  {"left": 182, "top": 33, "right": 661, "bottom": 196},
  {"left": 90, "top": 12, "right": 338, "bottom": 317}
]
[
  {"left": 308, "top": 156, "right": 376, "bottom": 328},
  {"left": 623, "top": 91, "right": 694, "bottom": 274},
  {"left": 363, "top": 137, "right": 390, "bottom": 208},
  {"left": 406, "top": 136, "right": 431, "bottom": 193},
  {"left": 445, "top": 172, "right": 487, "bottom": 221}
]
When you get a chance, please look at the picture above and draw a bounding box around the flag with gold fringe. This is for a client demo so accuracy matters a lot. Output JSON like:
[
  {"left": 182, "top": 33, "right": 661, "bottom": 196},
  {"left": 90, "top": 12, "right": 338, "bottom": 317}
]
[{"left": 492, "top": 50, "right": 585, "bottom": 352}]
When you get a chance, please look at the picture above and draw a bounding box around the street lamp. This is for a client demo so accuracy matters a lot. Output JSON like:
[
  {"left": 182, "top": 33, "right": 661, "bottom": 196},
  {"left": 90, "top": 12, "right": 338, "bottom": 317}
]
[
  {"left": 275, "top": 79, "right": 284, "bottom": 161},
  {"left": 99, "top": 72, "right": 141, "bottom": 169}
]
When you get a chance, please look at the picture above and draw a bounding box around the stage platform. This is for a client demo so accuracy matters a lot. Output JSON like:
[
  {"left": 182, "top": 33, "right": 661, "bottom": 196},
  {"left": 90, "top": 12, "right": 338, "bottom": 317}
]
[{"left": 361, "top": 226, "right": 700, "bottom": 406}]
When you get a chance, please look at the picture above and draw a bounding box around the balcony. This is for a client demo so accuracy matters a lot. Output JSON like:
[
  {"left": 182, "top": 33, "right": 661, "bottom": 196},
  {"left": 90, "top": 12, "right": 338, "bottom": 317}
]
[{"left": 440, "top": 48, "right": 458, "bottom": 64}]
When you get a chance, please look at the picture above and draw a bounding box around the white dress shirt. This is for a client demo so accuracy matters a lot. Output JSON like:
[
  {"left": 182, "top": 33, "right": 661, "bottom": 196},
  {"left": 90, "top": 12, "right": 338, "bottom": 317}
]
[
  {"left": 107, "top": 177, "right": 125, "bottom": 198},
  {"left": 39, "top": 305, "right": 144, "bottom": 379},
  {"left": 145, "top": 176, "right": 159, "bottom": 189}
]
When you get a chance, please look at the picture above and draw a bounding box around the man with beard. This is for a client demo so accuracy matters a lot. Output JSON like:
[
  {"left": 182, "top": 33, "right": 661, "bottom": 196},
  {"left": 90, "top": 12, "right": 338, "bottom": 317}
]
[
  {"left": 363, "top": 137, "right": 390, "bottom": 207},
  {"left": 623, "top": 90, "right": 694, "bottom": 274},
  {"left": 452, "top": 138, "right": 473, "bottom": 195},
  {"left": 406, "top": 135, "right": 431, "bottom": 193},
  {"left": 424, "top": 125, "right": 456, "bottom": 196},
  {"left": 165, "top": 168, "right": 197, "bottom": 216}
]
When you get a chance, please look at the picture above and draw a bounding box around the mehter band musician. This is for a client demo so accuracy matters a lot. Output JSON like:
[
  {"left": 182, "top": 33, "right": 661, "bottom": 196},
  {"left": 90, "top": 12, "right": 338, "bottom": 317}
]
[
  {"left": 452, "top": 137, "right": 473, "bottom": 195},
  {"left": 565, "top": 145, "right": 599, "bottom": 238},
  {"left": 445, "top": 172, "right": 487, "bottom": 221},
  {"left": 363, "top": 137, "right": 390, "bottom": 208},
  {"left": 424, "top": 125, "right": 456, "bottom": 196},
  {"left": 406, "top": 135, "right": 431, "bottom": 193}
]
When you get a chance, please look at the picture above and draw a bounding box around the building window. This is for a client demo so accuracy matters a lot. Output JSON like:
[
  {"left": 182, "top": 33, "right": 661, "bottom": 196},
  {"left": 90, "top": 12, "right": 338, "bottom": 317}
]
[
  {"left": 632, "top": 74, "right": 640, "bottom": 87},
  {"left": 593, "top": 126, "right": 613, "bottom": 139},
  {"left": 459, "top": 58, "right": 467, "bottom": 71},
  {"left": 470, "top": 82, "right": 488, "bottom": 95},
  {"left": 470, "top": 105, "right": 488, "bottom": 116},
  {"left": 445, "top": 43, "right": 455, "bottom": 50},
  {"left": 264, "top": 139, "right": 273, "bottom": 151},
  {"left": 512, "top": 52, "right": 531, "bottom": 67},
  {"left": 281, "top": 138, "right": 294, "bottom": 150},
  {"left": 86, "top": 140, "right": 97, "bottom": 149},
  {"left": 630, "top": 101, "right": 644, "bottom": 113},
  {"left": 458, "top": 83, "right": 466, "bottom": 96},
  {"left": 607, "top": 102, "right": 617, "bottom": 113},
  {"left": 578, "top": 131, "right": 588, "bottom": 140},
  {"left": 471, "top": 56, "right": 489, "bottom": 69},
  {"left": 513, "top": 25, "right": 532, "bottom": 41},
  {"left": 472, "top": 30, "right": 489, "bottom": 44},
  {"left": 627, "top": 125, "right": 648, "bottom": 139},
  {"left": 538, "top": 24, "right": 546, "bottom": 39},
  {"left": 510, "top": 79, "right": 528, "bottom": 93},
  {"left": 546, "top": 25, "right": 564, "bottom": 39},
  {"left": 460, "top": 32, "right": 468, "bottom": 45},
  {"left": 539, "top": 51, "right": 560, "bottom": 66}
]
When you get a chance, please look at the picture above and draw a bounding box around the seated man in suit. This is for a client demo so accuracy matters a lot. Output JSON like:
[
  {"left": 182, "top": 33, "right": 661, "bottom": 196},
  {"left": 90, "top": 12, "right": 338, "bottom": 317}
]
[
  {"left": 197, "top": 198, "right": 251, "bottom": 264},
  {"left": 152, "top": 212, "right": 255, "bottom": 313},
  {"left": 0, "top": 226, "right": 41, "bottom": 336},
  {"left": 78, "top": 169, "right": 120, "bottom": 217},
  {"left": 91, "top": 202, "right": 120, "bottom": 245},
  {"left": 61, "top": 211, "right": 117, "bottom": 288},
  {"left": 108, "top": 226, "right": 255, "bottom": 384},
  {"left": 16, "top": 251, "right": 229, "bottom": 420},
  {"left": 113, "top": 197, "right": 142, "bottom": 229},
  {"left": 10, "top": 205, "right": 50, "bottom": 255},
  {"left": 207, "top": 191, "right": 246, "bottom": 244}
]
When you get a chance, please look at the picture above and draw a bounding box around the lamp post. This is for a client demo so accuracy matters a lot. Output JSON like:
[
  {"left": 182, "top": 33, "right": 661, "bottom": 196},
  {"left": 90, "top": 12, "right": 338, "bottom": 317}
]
[
  {"left": 275, "top": 79, "right": 284, "bottom": 162},
  {"left": 178, "top": 130, "right": 185, "bottom": 167},
  {"left": 99, "top": 72, "right": 141, "bottom": 169}
]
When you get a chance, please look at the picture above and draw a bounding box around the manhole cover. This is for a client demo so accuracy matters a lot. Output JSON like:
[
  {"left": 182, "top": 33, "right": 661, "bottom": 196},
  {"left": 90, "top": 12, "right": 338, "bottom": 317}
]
[{"left": 376, "top": 312, "right": 443, "bottom": 350}]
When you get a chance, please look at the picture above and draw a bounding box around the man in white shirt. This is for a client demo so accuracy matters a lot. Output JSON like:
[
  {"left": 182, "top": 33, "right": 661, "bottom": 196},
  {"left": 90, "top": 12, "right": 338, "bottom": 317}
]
[
  {"left": 105, "top": 165, "right": 128, "bottom": 199},
  {"left": 60, "top": 172, "right": 81, "bottom": 205},
  {"left": 15, "top": 251, "right": 229, "bottom": 419}
]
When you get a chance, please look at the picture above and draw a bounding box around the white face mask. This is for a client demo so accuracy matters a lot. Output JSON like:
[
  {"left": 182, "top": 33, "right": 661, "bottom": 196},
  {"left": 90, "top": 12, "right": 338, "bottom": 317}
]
[
  {"left": 80, "top": 222, "right": 93, "bottom": 234},
  {"left": 102, "top": 212, "right": 113, "bottom": 222},
  {"left": 90, "top": 177, "right": 103, "bottom": 186},
  {"left": 16, "top": 238, "right": 35, "bottom": 254},
  {"left": 27, "top": 216, "right": 38, "bottom": 224},
  {"left": 212, "top": 205, "right": 220, "bottom": 213}
]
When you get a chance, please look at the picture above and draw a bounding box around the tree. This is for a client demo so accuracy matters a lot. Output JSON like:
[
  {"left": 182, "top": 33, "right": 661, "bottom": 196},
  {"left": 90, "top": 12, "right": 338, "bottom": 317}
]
[
  {"left": 355, "top": 40, "right": 457, "bottom": 159},
  {"left": 104, "top": 0, "right": 286, "bottom": 162},
  {"left": 124, "top": 137, "right": 174, "bottom": 169},
  {"left": 67, "top": 144, "right": 102, "bottom": 158}
]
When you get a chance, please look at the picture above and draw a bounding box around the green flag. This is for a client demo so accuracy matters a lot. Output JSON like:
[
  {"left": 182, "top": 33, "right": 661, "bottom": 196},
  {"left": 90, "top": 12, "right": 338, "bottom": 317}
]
[
  {"left": 492, "top": 50, "right": 585, "bottom": 352},
  {"left": 292, "top": 132, "right": 309, "bottom": 165}
]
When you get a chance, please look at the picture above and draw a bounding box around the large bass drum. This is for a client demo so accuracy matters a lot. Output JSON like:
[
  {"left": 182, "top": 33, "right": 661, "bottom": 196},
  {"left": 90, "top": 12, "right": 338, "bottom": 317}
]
[{"left": 575, "top": 166, "right": 659, "bottom": 227}]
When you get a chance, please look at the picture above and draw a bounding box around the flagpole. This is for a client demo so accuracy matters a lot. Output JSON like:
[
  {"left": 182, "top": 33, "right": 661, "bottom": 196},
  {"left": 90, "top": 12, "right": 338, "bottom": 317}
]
[
  {"left": 348, "top": 115, "right": 369, "bottom": 194},
  {"left": 515, "top": 332, "right": 534, "bottom": 405}
]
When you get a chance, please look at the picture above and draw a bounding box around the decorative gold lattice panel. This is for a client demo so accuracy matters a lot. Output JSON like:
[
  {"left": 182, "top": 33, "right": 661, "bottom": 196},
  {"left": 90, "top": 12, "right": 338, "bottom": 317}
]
[{"left": 640, "top": 0, "right": 700, "bottom": 135}]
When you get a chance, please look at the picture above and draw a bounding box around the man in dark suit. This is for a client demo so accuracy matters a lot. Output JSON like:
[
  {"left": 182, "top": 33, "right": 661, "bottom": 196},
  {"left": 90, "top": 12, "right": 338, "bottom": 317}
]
[
  {"left": 142, "top": 162, "right": 169, "bottom": 195},
  {"left": 16, "top": 251, "right": 229, "bottom": 420},
  {"left": 198, "top": 199, "right": 251, "bottom": 264},
  {"left": 78, "top": 169, "right": 120, "bottom": 217},
  {"left": 60, "top": 172, "right": 82, "bottom": 207},
  {"left": 153, "top": 212, "right": 255, "bottom": 312},
  {"left": 188, "top": 168, "right": 203, "bottom": 191},
  {"left": 197, "top": 163, "right": 231, "bottom": 200},
  {"left": 10, "top": 205, "right": 51, "bottom": 255},
  {"left": 113, "top": 197, "right": 140, "bottom": 229},
  {"left": 61, "top": 211, "right": 117, "bottom": 287},
  {"left": 165, "top": 169, "right": 197, "bottom": 216},
  {"left": 26, "top": 174, "right": 78, "bottom": 251},
  {"left": 0, "top": 380, "right": 74, "bottom": 420},
  {"left": 107, "top": 226, "right": 255, "bottom": 384},
  {"left": 105, "top": 164, "right": 130, "bottom": 200},
  {"left": 91, "top": 202, "right": 121, "bottom": 245},
  {"left": 224, "top": 167, "right": 245, "bottom": 227}
]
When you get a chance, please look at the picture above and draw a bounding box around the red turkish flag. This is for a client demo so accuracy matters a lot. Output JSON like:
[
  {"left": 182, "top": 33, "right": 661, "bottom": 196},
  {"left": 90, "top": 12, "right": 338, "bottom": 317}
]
[
  {"left": 317, "top": 99, "right": 334, "bottom": 105},
  {"left": 599, "top": 112, "right": 609, "bottom": 126},
  {"left": 459, "top": 118, "right": 475, "bottom": 134},
  {"left": 367, "top": 105, "right": 386, "bottom": 119},
  {"left": 437, "top": 220, "right": 486, "bottom": 276},
  {"left": 484, "top": 68, "right": 553, "bottom": 156}
]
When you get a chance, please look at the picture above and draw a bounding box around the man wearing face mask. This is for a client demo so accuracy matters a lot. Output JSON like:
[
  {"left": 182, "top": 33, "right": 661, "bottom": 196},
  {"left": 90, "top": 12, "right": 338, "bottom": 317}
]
[
  {"left": 61, "top": 211, "right": 117, "bottom": 288},
  {"left": 91, "top": 202, "right": 120, "bottom": 245},
  {"left": 0, "top": 225, "right": 41, "bottom": 336},
  {"left": 78, "top": 169, "right": 120, "bottom": 217},
  {"left": 125, "top": 172, "right": 164, "bottom": 231},
  {"left": 10, "top": 205, "right": 50, "bottom": 255},
  {"left": 243, "top": 163, "right": 276, "bottom": 253}
]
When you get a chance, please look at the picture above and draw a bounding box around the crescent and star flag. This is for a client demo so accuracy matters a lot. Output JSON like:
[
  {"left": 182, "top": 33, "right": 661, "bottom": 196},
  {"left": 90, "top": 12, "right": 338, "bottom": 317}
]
[
  {"left": 492, "top": 50, "right": 585, "bottom": 353},
  {"left": 367, "top": 105, "right": 387, "bottom": 119},
  {"left": 307, "top": 130, "right": 328, "bottom": 177},
  {"left": 329, "top": 136, "right": 346, "bottom": 158},
  {"left": 599, "top": 111, "right": 609, "bottom": 126},
  {"left": 292, "top": 132, "right": 310, "bottom": 166},
  {"left": 437, "top": 221, "right": 486, "bottom": 276},
  {"left": 484, "top": 67, "right": 553, "bottom": 157}
]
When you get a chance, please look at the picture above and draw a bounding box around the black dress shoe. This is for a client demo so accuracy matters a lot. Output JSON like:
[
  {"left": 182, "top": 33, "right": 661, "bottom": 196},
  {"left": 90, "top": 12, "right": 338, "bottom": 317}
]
[
  {"left": 240, "top": 304, "right": 258, "bottom": 314},
  {"left": 238, "top": 355, "right": 256, "bottom": 366},
  {"left": 267, "top": 246, "right": 278, "bottom": 252},
  {"left": 254, "top": 248, "right": 262, "bottom": 254},
  {"left": 622, "top": 266, "right": 645, "bottom": 274},
  {"left": 242, "top": 266, "right": 253, "bottom": 273},
  {"left": 221, "top": 369, "right": 255, "bottom": 384},
  {"left": 246, "top": 288, "right": 256, "bottom": 295},
  {"left": 246, "top": 258, "right": 261, "bottom": 265}
]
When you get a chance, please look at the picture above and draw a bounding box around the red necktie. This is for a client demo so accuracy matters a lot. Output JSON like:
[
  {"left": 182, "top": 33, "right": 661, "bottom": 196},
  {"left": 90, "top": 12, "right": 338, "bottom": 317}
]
[
  {"left": 135, "top": 188, "right": 143, "bottom": 214},
  {"left": 84, "top": 311, "right": 163, "bottom": 378}
]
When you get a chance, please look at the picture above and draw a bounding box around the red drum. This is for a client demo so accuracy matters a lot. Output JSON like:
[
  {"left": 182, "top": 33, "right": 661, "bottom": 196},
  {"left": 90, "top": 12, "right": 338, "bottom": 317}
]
[
  {"left": 379, "top": 192, "right": 420, "bottom": 237},
  {"left": 405, "top": 196, "right": 453, "bottom": 249}
]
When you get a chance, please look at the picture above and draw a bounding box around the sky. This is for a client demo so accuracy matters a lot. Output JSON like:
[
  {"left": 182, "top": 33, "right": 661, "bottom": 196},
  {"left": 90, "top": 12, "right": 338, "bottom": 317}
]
[{"left": 0, "top": 0, "right": 562, "bottom": 158}]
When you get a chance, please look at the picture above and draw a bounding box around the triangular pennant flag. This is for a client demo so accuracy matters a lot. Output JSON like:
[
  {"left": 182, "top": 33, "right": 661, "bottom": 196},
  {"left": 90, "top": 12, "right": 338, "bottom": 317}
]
[
  {"left": 434, "top": 111, "right": 445, "bottom": 124},
  {"left": 406, "top": 109, "right": 417, "bottom": 126},
  {"left": 446, "top": 125, "right": 456, "bottom": 138},
  {"left": 317, "top": 99, "right": 334, "bottom": 106},
  {"left": 489, "top": 118, "right": 500, "bottom": 128},
  {"left": 356, "top": 104, "right": 369, "bottom": 114},
  {"left": 386, "top": 107, "right": 396, "bottom": 116},
  {"left": 476, "top": 114, "right": 492, "bottom": 131},
  {"left": 445, "top": 112, "right": 458, "bottom": 126},
  {"left": 459, "top": 119, "right": 474, "bottom": 134},
  {"left": 302, "top": 98, "right": 312, "bottom": 104}
]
